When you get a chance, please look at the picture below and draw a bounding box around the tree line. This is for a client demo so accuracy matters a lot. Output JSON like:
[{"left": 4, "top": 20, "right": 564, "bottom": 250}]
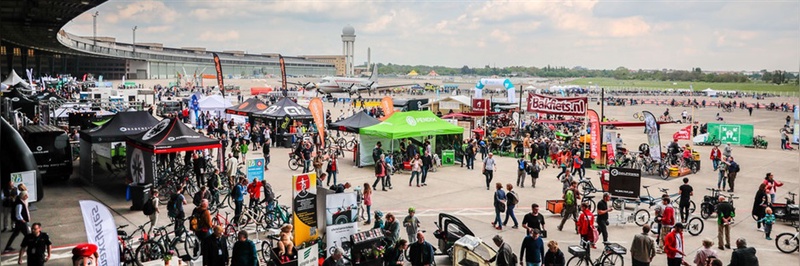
[{"left": 374, "top": 63, "right": 798, "bottom": 85}]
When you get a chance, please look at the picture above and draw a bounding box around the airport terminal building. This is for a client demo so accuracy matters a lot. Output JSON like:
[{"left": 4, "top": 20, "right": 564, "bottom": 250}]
[{"left": 1, "top": 0, "right": 336, "bottom": 81}]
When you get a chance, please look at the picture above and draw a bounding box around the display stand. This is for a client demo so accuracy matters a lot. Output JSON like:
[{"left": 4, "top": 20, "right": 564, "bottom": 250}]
[{"left": 349, "top": 229, "right": 385, "bottom": 266}]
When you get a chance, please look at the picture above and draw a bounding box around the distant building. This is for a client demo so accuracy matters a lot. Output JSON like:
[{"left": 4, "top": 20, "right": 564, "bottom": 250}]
[{"left": 301, "top": 55, "right": 346, "bottom": 76}]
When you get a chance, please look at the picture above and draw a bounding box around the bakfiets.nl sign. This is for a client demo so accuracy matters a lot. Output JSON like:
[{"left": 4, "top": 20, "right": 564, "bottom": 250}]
[
  {"left": 608, "top": 167, "right": 641, "bottom": 199},
  {"left": 526, "top": 94, "right": 587, "bottom": 116}
]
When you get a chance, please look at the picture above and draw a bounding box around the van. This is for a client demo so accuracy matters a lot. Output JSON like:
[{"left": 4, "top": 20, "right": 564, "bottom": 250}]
[{"left": 20, "top": 125, "right": 73, "bottom": 181}]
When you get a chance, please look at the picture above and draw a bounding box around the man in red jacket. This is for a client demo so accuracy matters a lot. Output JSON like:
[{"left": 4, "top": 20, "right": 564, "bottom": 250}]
[
  {"left": 576, "top": 202, "right": 595, "bottom": 248},
  {"left": 664, "top": 223, "right": 690, "bottom": 266},
  {"left": 658, "top": 197, "right": 676, "bottom": 252},
  {"left": 247, "top": 178, "right": 262, "bottom": 209}
]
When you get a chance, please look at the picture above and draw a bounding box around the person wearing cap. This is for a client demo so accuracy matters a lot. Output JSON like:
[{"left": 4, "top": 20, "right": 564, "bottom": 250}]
[
  {"left": 487, "top": 235, "right": 514, "bottom": 266},
  {"left": 403, "top": 208, "right": 421, "bottom": 242},
  {"left": 202, "top": 225, "right": 229, "bottom": 266},
  {"left": 71, "top": 243, "right": 98, "bottom": 266},
  {"left": 663, "top": 223, "right": 690, "bottom": 266},
  {"left": 4, "top": 191, "right": 30, "bottom": 252},
  {"left": 323, "top": 247, "right": 344, "bottom": 266},
  {"left": 18, "top": 222, "right": 51, "bottom": 266},
  {"left": 231, "top": 230, "right": 258, "bottom": 266}
]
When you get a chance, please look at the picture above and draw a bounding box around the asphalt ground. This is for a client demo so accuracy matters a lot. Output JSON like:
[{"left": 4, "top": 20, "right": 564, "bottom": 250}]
[{"left": 2, "top": 93, "right": 798, "bottom": 265}]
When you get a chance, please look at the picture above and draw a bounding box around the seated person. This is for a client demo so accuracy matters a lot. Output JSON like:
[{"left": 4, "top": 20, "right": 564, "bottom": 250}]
[{"left": 329, "top": 182, "right": 351, "bottom": 193}]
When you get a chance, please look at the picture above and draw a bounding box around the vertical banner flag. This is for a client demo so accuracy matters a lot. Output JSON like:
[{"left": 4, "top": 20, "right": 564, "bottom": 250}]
[
  {"left": 309, "top": 98, "right": 326, "bottom": 147},
  {"left": 642, "top": 111, "right": 662, "bottom": 162},
  {"left": 279, "top": 54, "right": 288, "bottom": 90},
  {"left": 587, "top": 109, "right": 600, "bottom": 159},
  {"left": 672, "top": 125, "right": 692, "bottom": 140},
  {"left": 292, "top": 172, "right": 318, "bottom": 246},
  {"left": 380, "top": 96, "right": 394, "bottom": 121},
  {"left": 80, "top": 200, "right": 119, "bottom": 264},
  {"left": 212, "top": 53, "right": 225, "bottom": 95}
]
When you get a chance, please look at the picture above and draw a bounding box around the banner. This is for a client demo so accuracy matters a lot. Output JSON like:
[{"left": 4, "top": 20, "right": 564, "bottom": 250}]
[
  {"left": 526, "top": 94, "right": 587, "bottom": 116},
  {"left": 212, "top": 53, "right": 225, "bottom": 95},
  {"left": 293, "top": 172, "right": 318, "bottom": 246},
  {"left": 706, "top": 123, "right": 755, "bottom": 146},
  {"left": 326, "top": 192, "right": 358, "bottom": 225},
  {"left": 673, "top": 125, "right": 692, "bottom": 140},
  {"left": 642, "top": 111, "right": 662, "bottom": 162},
  {"left": 474, "top": 87, "right": 482, "bottom": 98},
  {"left": 325, "top": 223, "right": 358, "bottom": 261},
  {"left": 309, "top": 98, "right": 326, "bottom": 147},
  {"left": 247, "top": 158, "right": 265, "bottom": 181},
  {"left": 587, "top": 109, "right": 600, "bottom": 159},
  {"left": 379, "top": 96, "right": 394, "bottom": 121},
  {"left": 279, "top": 54, "right": 288, "bottom": 90},
  {"left": 472, "top": 99, "right": 490, "bottom": 113},
  {"left": 608, "top": 167, "right": 641, "bottom": 199},
  {"left": 298, "top": 243, "right": 319, "bottom": 266},
  {"left": 80, "top": 200, "right": 119, "bottom": 264},
  {"left": 11, "top": 170, "right": 37, "bottom": 203}
]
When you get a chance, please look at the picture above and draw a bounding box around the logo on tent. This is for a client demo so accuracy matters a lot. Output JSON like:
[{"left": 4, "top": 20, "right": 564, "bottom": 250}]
[
  {"left": 406, "top": 116, "right": 417, "bottom": 126},
  {"left": 143, "top": 119, "right": 170, "bottom": 141},
  {"left": 130, "top": 148, "right": 145, "bottom": 184}
]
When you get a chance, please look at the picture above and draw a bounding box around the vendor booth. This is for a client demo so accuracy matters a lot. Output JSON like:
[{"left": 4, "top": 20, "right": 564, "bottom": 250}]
[
  {"left": 329, "top": 111, "right": 381, "bottom": 133},
  {"left": 358, "top": 111, "right": 464, "bottom": 166},
  {"left": 197, "top": 94, "right": 233, "bottom": 119},
  {"left": 225, "top": 97, "right": 268, "bottom": 117},
  {"left": 1, "top": 88, "right": 39, "bottom": 119},
  {"left": 79, "top": 111, "right": 159, "bottom": 183},
  {"left": 252, "top": 97, "right": 313, "bottom": 147},
  {"left": 423, "top": 95, "right": 472, "bottom": 114}
]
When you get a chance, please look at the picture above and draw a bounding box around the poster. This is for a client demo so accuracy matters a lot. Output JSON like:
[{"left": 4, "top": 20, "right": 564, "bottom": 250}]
[
  {"left": 298, "top": 243, "right": 319, "bottom": 266},
  {"left": 706, "top": 123, "right": 755, "bottom": 146},
  {"left": 11, "top": 170, "right": 37, "bottom": 203},
  {"left": 608, "top": 167, "right": 641, "bottom": 199},
  {"left": 326, "top": 192, "right": 358, "bottom": 225},
  {"left": 472, "top": 99, "right": 490, "bottom": 112},
  {"left": 325, "top": 223, "right": 358, "bottom": 260},
  {"left": 642, "top": 111, "right": 662, "bottom": 162},
  {"left": 293, "top": 172, "right": 318, "bottom": 246},
  {"left": 587, "top": 110, "right": 600, "bottom": 159},
  {"left": 247, "top": 158, "right": 265, "bottom": 181},
  {"left": 79, "top": 200, "right": 119, "bottom": 264},
  {"left": 526, "top": 94, "right": 587, "bottom": 115},
  {"left": 127, "top": 147, "right": 155, "bottom": 185}
]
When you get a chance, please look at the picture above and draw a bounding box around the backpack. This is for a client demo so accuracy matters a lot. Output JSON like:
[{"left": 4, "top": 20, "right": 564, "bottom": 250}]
[
  {"left": 729, "top": 162, "right": 740, "bottom": 173},
  {"left": 189, "top": 213, "right": 200, "bottom": 231},
  {"left": 167, "top": 194, "right": 180, "bottom": 218},
  {"left": 518, "top": 159, "right": 526, "bottom": 170},
  {"left": 509, "top": 191, "right": 520, "bottom": 205},
  {"left": 142, "top": 198, "right": 156, "bottom": 216},
  {"left": 263, "top": 184, "right": 275, "bottom": 203},
  {"left": 565, "top": 190, "right": 576, "bottom": 206}
]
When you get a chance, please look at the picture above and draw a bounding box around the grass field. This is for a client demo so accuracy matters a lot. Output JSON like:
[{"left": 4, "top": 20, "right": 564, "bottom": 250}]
[{"left": 567, "top": 77, "right": 799, "bottom": 93}]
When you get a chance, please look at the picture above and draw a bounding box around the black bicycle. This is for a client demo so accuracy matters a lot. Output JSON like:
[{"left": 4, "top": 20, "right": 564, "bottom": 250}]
[{"left": 566, "top": 239, "right": 626, "bottom": 266}]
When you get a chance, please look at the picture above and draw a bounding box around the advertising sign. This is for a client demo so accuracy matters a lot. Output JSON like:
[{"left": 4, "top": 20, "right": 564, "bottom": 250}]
[
  {"left": 247, "top": 158, "right": 265, "bottom": 181},
  {"left": 79, "top": 200, "right": 119, "bottom": 264},
  {"left": 11, "top": 170, "right": 37, "bottom": 203},
  {"left": 587, "top": 110, "right": 600, "bottom": 159},
  {"left": 293, "top": 172, "right": 319, "bottom": 246},
  {"left": 673, "top": 125, "right": 692, "bottom": 140},
  {"left": 298, "top": 243, "right": 319, "bottom": 266},
  {"left": 608, "top": 167, "right": 641, "bottom": 199},
  {"left": 526, "top": 94, "right": 587, "bottom": 116},
  {"left": 325, "top": 223, "right": 358, "bottom": 260},
  {"left": 642, "top": 111, "right": 662, "bottom": 162},
  {"left": 326, "top": 192, "right": 358, "bottom": 225},
  {"left": 472, "top": 99, "right": 490, "bottom": 112},
  {"left": 706, "top": 123, "right": 754, "bottom": 146}
]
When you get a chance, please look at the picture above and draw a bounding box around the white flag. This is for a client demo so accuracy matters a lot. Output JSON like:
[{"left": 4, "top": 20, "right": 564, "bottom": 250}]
[{"left": 79, "top": 200, "right": 119, "bottom": 264}]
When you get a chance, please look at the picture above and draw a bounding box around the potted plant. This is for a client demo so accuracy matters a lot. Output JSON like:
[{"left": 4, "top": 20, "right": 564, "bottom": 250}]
[{"left": 163, "top": 249, "right": 176, "bottom": 265}]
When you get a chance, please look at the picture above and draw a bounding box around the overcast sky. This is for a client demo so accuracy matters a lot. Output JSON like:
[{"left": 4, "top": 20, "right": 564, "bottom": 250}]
[{"left": 63, "top": 0, "right": 799, "bottom": 72}]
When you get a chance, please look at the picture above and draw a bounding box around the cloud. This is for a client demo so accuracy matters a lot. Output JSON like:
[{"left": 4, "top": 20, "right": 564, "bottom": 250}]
[
  {"left": 199, "top": 31, "right": 240, "bottom": 42},
  {"left": 141, "top": 25, "right": 171, "bottom": 34},
  {"left": 103, "top": 0, "right": 178, "bottom": 24}
]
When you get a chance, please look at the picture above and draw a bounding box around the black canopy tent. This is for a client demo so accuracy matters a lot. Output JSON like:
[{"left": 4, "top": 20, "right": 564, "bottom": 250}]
[
  {"left": 126, "top": 118, "right": 221, "bottom": 185},
  {"left": 78, "top": 111, "right": 160, "bottom": 183},
  {"left": 251, "top": 97, "right": 313, "bottom": 144},
  {"left": 1, "top": 88, "right": 39, "bottom": 119},
  {"left": 330, "top": 111, "right": 380, "bottom": 133},
  {"left": 225, "top": 97, "right": 268, "bottom": 117}
]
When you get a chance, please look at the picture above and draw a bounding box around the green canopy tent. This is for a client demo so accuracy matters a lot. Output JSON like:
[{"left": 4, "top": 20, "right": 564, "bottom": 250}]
[{"left": 358, "top": 111, "right": 464, "bottom": 165}]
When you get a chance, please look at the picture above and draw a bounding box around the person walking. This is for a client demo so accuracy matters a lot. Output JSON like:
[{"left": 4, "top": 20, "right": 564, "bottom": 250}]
[
  {"left": 728, "top": 238, "right": 758, "bottom": 266},
  {"left": 503, "top": 184, "right": 519, "bottom": 229},
  {"left": 488, "top": 235, "right": 515, "bottom": 266},
  {"left": 576, "top": 202, "right": 595, "bottom": 247},
  {"left": 557, "top": 181, "right": 580, "bottom": 232},
  {"left": 17, "top": 222, "right": 51, "bottom": 266},
  {"left": 145, "top": 190, "right": 160, "bottom": 235},
  {"left": 522, "top": 203, "right": 546, "bottom": 234},
  {"left": 421, "top": 151, "right": 432, "bottom": 186},
  {"left": 246, "top": 178, "right": 262, "bottom": 209},
  {"left": 4, "top": 191, "right": 30, "bottom": 252},
  {"left": 232, "top": 178, "right": 247, "bottom": 225},
  {"left": 722, "top": 143, "right": 732, "bottom": 158},
  {"left": 403, "top": 208, "right": 421, "bottom": 242},
  {"left": 520, "top": 229, "right": 545, "bottom": 266},
  {"left": 692, "top": 239, "right": 717, "bottom": 266},
  {"left": 326, "top": 155, "right": 338, "bottom": 186},
  {"left": 517, "top": 157, "right": 528, "bottom": 188},
  {"left": 630, "top": 224, "right": 656, "bottom": 266},
  {"left": 2, "top": 181, "right": 19, "bottom": 232},
  {"left": 231, "top": 230, "right": 258, "bottom": 266},
  {"left": 263, "top": 138, "right": 271, "bottom": 170},
  {"left": 491, "top": 183, "right": 507, "bottom": 230},
  {"left": 664, "top": 223, "right": 689, "bottom": 266},
  {"left": 725, "top": 157, "right": 740, "bottom": 192},
  {"left": 678, "top": 178, "right": 693, "bottom": 223},
  {"left": 543, "top": 240, "right": 565, "bottom": 266},
  {"left": 759, "top": 207, "right": 776, "bottom": 240},
  {"left": 596, "top": 193, "right": 612, "bottom": 243},
  {"left": 482, "top": 153, "right": 497, "bottom": 190},
  {"left": 709, "top": 146, "right": 721, "bottom": 171},
  {"left": 529, "top": 159, "right": 541, "bottom": 188},
  {"left": 716, "top": 196, "right": 735, "bottom": 250},
  {"left": 409, "top": 154, "right": 422, "bottom": 187},
  {"left": 363, "top": 185, "right": 373, "bottom": 225},
  {"left": 373, "top": 154, "right": 388, "bottom": 191},
  {"left": 658, "top": 197, "right": 676, "bottom": 252},
  {"left": 202, "top": 226, "right": 229, "bottom": 266},
  {"left": 763, "top": 173, "right": 783, "bottom": 204},
  {"left": 407, "top": 232, "right": 435, "bottom": 266},
  {"left": 752, "top": 183, "right": 768, "bottom": 231}
]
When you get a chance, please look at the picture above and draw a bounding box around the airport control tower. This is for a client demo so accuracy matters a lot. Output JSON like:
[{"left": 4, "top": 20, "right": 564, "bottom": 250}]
[{"left": 342, "top": 25, "right": 355, "bottom": 77}]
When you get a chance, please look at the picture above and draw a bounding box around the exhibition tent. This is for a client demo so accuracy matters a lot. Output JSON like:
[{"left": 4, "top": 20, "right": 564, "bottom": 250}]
[
  {"left": 225, "top": 97, "right": 268, "bottom": 116},
  {"left": 330, "top": 111, "right": 380, "bottom": 133},
  {"left": 126, "top": 117, "right": 221, "bottom": 154},
  {"left": 80, "top": 111, "right": 160, "bottom": 143},
  {"left": 358, "top": 111, "right": 463, "bottom": 165},
  {"left": 1, "top": 88, "right": 38, "bottom": 118},
  {"left": 252, "top": 97, "right": 312, "bottom": 119},
  {"left": 1, "top": 70, "right": 31, "bottom": 89},
  {"left": 198, "top": 94, "right": 233, "bottom": 117}
]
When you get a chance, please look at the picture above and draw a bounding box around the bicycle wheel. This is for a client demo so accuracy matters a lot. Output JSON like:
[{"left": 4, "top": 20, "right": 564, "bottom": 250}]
[
  {"left": 566, "top": 256, "right": 589, "bottom": 266},
  {"left": 689, "top": 161, "right": 698, "bottom": 174},
  {"left": 601, "top": 253, "right": 624, "bottom": 266},
  {"left": 711, "top": 139, "right": 721, "bottom": 146},
  {"left": 577, "top": 182, "right": 593, "bottom": 196},
  {"left": 776, "top": 233, "right": 800, "bottom": 253},
  {"left": 261, "top": 240, "right": 274, "bottom": 264},
  {"left": 122, "top": 248, "right": 136, "bottom": 266},
  {"left": 634, "top": 209, "right": 651, "bottom": 226},
  {"left": 288, "top": 158, "right": 300, "bottom": 171},
  {"left": 659, "top": 164, "right": 669, "bottom": 180},
  {"left": 178, "top": 233, "right": 201, "bottom": 260},
  {"left": 686, "top": 217, "right": 704, "bottom": 236},
  {"left": 134, "top": 240, "right": 163, "bottom": 263},
  {"left": 632, "top": 113, "right": 639, "bottom": 120},
  {"left": 700, "top": 203, "right": 713, "bottom": 219},
  {"left": 689, "top": 201, "right": 696, "bottom": 214},
  {"left": 583, "top": 198, "right": 596, "bottom": 213}
]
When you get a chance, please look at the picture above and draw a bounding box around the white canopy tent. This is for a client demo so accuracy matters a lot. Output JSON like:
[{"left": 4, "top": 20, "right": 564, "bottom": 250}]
[
  {"left": 197, "top": 94, "right": 233, "bottom": 119},
  {"left": 1, "top": 70, "right": 31, "bottom": 89},
  {"left": 702, "top": 88, "right": 717, "bottom": 97}
]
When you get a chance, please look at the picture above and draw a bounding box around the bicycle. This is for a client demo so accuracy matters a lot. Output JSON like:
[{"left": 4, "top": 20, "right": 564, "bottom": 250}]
[
  {"left": 776, "top": 225, "right": 800, "bottom": 253},
  {"left": 210, "top": 210, "right": 240, "bottom": 253},
  {"left": 752, "top": 135, "right": 768, "bottom": 149},
  {"left": 117, "top": 223, "right": 149, "bottom": 266},
  {"left": 611, "top": 199, "right": 651, "bottom": 226},
  {"left": 566, "top": 239, "right": 626, "bottom": 266},
  {"left": 135, "top": 217, "right": 201, "bottom": 263},
  {"left": 699, "top": 188, "right": 738, "bottom": 219},
  {"left": 632, "top": 112, "right": 644, "bottom": 121},
  {"left": 264, "top": 195, "right": 293, "bottom": 228},
  {"left": 288, "top": 152, "right": 303, "bottom": 171}
]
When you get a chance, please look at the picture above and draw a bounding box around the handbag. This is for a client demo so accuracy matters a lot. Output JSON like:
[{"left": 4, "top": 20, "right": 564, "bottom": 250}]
[
  {"left": 540, "top": 229, "right": 548, "bottom": 238},
  {"left": 591, "top": 227, "right": 600, "bottom": 244}
]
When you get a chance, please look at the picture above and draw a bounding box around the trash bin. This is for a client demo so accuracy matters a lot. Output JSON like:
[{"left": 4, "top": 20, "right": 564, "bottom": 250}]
[
  {"left": 442, "top": 150, "right": 455, "bottom": 165},
  {"left": 129, "top": 183, "right": 152, "bottom": 211},
  {"left": 283, "top": 134, "right": 293, "bottom": 148}
]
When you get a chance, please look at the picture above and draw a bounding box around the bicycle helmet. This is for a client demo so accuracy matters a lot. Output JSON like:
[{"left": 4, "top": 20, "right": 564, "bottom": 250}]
[{"left": 408, "top": 207, "right": 416, "bottom": 213}]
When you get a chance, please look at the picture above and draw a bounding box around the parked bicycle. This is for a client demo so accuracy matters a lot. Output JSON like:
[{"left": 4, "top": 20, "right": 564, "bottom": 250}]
[
  {"left": 699, "top": 188, "right": 738, "bottom": 219},
  {"left": 265, "top": 195, "right": 293, "bottom": 228},
  {"left": 566, "top": 239, "right": 626, "bottom": 265},
  {"left": 135, "top": 217, "right": 201, "bottom": 263},
  {"left": 117, "top": 223, "right": 149, "bottom": 266},
  {"left": 776, "top": 225, "right": 800, "bottom": 253}
]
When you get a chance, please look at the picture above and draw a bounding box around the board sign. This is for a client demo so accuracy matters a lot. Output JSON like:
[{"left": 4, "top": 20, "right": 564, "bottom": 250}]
[
  {"left": 439, "top": 101, "right": 461, "bottom": 110},
  {"left": 706, "top": 123, "right": 754, "bottom": 146},
  {"left": 298, "top": 243, "right": 319, "bottom": 266},
  {"left": 247, "top": 158, "right": 265, "bottom": 181},
  {"left": 472, "top": 99, "right": 490, "bottom": 112},
  {"left": 608, "top": 167, "right": 641, "bottom": 199},
  {"left": 11, "top": 170, "right": 38, "bottom": 203}
]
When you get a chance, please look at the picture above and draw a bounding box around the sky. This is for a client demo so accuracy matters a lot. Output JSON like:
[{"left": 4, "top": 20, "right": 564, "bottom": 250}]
[{"left": 63, "top": 0, "right": 800, "bottom": 72}]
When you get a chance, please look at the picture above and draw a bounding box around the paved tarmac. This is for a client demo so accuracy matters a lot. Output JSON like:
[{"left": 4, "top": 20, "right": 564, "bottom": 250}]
[{"left": 2, "top": 93, "right": 799, "bottom": 265}]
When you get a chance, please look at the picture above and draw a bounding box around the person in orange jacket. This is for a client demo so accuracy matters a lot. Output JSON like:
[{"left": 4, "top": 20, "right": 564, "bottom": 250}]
[
  {"left": 247, "top": 178, "right": 262, "bottom": 209},
  {"left": 576, "top": 201, "right": 596, "bottom": 248}
]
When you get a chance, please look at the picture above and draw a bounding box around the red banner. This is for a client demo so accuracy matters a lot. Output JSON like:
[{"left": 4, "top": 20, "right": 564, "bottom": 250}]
[
  {"left": 212, "top": 53, "right": 225, "bottom": 95},
  {"left": 472, "top": 99, "right": 490, "bottom": 112},
  {"left": 379, "top": 96, "right": 394, "bottom": 121},
  {"left": 673, "top": 125, "right": 692, "bottom": 140},
  {"left": 308, "top": 98, "right": 325, "bottom": 147},
  {"left": 526, "top": 94, "right": 587, "bottom": 116},
  {"left": 279, "top": 54, "right": 288, "bottom": 90},
  {"left": 587, "top": 109, "right": 600, "bottom": 159}
]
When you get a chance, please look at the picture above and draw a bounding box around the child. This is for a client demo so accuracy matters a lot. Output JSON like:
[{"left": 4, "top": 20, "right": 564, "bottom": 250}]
[
  {"left": 403, "top": 207, "right": 421, "bottom": 242},
  {"left": 760, "top": 207, "right": 776, "bottom": 240},
  {"left": 278, "top": 224, "right": 295, "bottom": 256},
  {"left": 372, "top": 210, "right": 384, "bottom": 230}
]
